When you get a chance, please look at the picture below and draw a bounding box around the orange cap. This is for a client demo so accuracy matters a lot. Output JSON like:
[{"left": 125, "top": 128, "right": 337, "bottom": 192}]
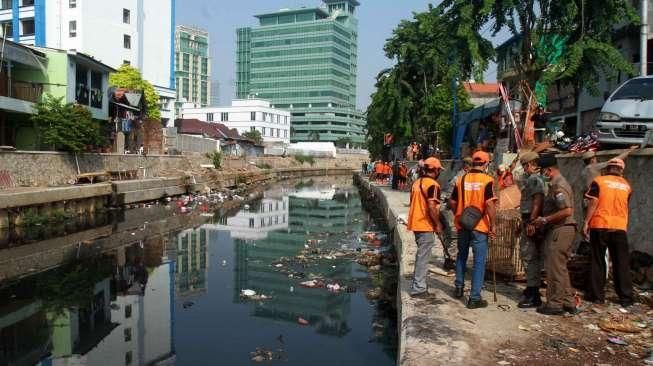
[
  {"left": 423, "top": 157, "right": 444, "bottom": 170},
  {"left": 472, "top": 151, "right": 491, "bottom": 164},
  {"left": 607, "top": 158, "right": 625, "bottom": 169}
]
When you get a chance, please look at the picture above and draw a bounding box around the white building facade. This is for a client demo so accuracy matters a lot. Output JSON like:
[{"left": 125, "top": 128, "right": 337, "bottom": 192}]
[
  {"left": 0, "top": 0, "right": 176, "bottom": 121},
  {"left": 181, "top": 99, "right": 291, "bottom": 146}
]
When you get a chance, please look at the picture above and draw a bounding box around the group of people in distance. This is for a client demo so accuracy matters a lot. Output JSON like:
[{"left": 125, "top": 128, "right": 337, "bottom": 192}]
[{"left": 399, "top": 147, "right": 637, "bottom": 314}]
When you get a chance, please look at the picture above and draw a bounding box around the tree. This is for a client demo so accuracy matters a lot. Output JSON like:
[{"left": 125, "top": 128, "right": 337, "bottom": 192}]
[
  {"left": 241, "top": 130, "right": 263, "bottom": 145},
  {"left": 31, "top": 94, "right": 105, "bottom": 152},
  {"left": 439, "top": 0, "right": 638, "bottom": 99},
  {"left": 366, "top": 6, "right": 483, "bottom": 157},
  {"left": 109, "top": 64, "right": 161, "bottom": 120}
]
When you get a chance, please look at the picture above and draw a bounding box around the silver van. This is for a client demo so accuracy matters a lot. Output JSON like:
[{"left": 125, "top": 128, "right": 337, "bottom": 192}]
[{"left": 595, "top": 76, "right": 653, "bottom": 145}]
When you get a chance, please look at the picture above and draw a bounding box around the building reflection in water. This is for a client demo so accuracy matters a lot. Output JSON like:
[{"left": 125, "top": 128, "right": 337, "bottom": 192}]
[
  {"left": 0, "top": 234, "right": 177, "bottom": 365},
  {"left": 215, "top": 184, "right": 365, "bottom": 337}
]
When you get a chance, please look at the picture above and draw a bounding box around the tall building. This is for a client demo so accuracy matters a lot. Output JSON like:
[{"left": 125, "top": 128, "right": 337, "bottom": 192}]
[
  {"left": 0, "top": 0, "right": 177, "bottom": 122},
  {"left": 236, "top": 0, "right": 366, "bottom": 147},
  {"left": 175, "top": 25, "right": 211, "bottom": 114}
]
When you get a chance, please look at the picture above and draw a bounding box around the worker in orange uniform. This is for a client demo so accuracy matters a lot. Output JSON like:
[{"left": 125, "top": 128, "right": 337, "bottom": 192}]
[
  {"left": 407, "top": 157, "right": 445, "bottom": 297},
  {"left": 583, "top": 158, "right": 634, "bottom": 307},
  {"left": 449, "top": 151, "right": 497, "bottom": 309},
  {"left": 398, "top": 162, "right": 408, "bottom": 190}
]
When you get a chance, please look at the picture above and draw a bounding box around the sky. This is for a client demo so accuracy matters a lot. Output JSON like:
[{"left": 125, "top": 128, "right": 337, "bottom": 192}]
[{"left": 176, "top": 0, "right": 508, "bottom": 111}]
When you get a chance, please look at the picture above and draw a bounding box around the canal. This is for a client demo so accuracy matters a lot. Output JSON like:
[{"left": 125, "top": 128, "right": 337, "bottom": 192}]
[{"left": 0, "top": 176, "right": 397, "bottom": 365}]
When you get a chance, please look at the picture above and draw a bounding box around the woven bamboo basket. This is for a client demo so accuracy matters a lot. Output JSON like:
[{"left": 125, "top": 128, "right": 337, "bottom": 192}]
[{"left": 487, "top": 209, "right": 525, "bottom": 281}]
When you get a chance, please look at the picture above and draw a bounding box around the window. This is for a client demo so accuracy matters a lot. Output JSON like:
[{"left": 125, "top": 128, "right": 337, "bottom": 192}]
[
  {"left": 276, "top": 129, "right": 280, "bottom": 138},
  {"left": 206, "top": 113, "right": 214, "bottom": 122},
  {"left": 75, "top": 65, "right": 89, "bottom": 105},
  {"left": 182, "top": 54, "right": 189, "bottom": 71},
  {"left": 249, "top": 218, "right": 254, "bottom": 228},
  {"left": 21, "top": 0, "right": 34, "bottom": 6},
  {"left": 69, "top": 21, "right": 76, "bottom": 38},
  {"left": 125, "top": 305, "right": 132, "bottom": 318},
  {"left": 260, "top": 218, "right": 265, "bottom": 227},
  {"left": 124, "top": 328, "right": 132, "bottom": 342},
  {"left": 250, "top": 112, "right": 256, "bottom": 121},
  {"left": 262, "top": 127, "right": 266, "bottom": 136},
  {"left": 250, "top": 126, "right": 255, "bottom": 132},
  {"left": 90, "top": 71, "right": 103, "bottom": 108},
  {"left": 284, "top": 130, "right": 288, "bottom": 138},
  {"left": 123, "top": 8, "right": 130, "bottom": 24},
  {"left": 123, "top": 34, "right": 131, "bottom": 49},
  {"left": 262, "top": 112, "right": 267, "bottom": 121},
  {"left": 220, "top": 112, "right": 228, "bottom": 121},
  {"left": 68, "top": 0, "right": 76, "bottom": 8},
  {"left": 123, "top": 60, "right": 130, "bottom": 65},
  {"left": 1, "top": 0, "right": 11, "bottom": 10},
  {"left": 0, "top": 21, "right": 12, "bottom": 38},
  {"left": 21, "top": 19, "right": 35, "bottom": 36},
  {"left": 125, "top": 351, "right": 133, "bottom": 365}
]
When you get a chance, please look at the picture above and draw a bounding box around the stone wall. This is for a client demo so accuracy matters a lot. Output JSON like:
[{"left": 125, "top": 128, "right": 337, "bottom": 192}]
[
  {"left": 557, "top": 148, "right": 653, "bottom": 255},
  {"left": 0, "top": 151, "right": 208, "bottom": 187}
]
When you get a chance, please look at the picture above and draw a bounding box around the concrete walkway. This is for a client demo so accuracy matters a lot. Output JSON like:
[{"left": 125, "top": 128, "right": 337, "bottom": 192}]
[{"left": 357, "top": 176, "right": 546, "bottom": 365}]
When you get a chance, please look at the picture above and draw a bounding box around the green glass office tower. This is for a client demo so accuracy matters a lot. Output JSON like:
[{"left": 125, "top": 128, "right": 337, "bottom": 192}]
[
  {"left": 175, "top": 25, "right": 211, "bottom": 112},
  {"left": 236, "top": 0, "right": 366, "bottom": 146}
]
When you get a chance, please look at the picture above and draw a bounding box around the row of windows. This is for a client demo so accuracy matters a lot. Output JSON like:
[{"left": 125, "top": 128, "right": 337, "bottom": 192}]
[
  {"left": 248, "top": 214, "right": 286, "bottom": 228},
  {"left": 250, "top": 79, "right": 350, "bottom": 92},
  {"left": 251, "top": 68, "right": 350, "bottom": 80},
  {"left": 0, "top": 18, "right": 33, "bottom": 36},
  {"left": 252, "top": 126, "right": 289, "bottom": 138},
  {"left": 252, "top": 34, "right": 350, "bottom": 49},
  {"left": 252, "top": 23, "right": 351, "bottom": 39},
  {"left": 251, "top": 57, "right": 350, "bottom": 71},
  {"left": 205, "top": 112, "right": 288, "bottom": 124},
  {"left": 255, "top": 90, "right": 350, "bottom": 101},
  {"left": 1, "top": 0, "right": 33, "bottom": 9},
  {"left": 251, "top": 46, "right": 350, "bottom": 61}
]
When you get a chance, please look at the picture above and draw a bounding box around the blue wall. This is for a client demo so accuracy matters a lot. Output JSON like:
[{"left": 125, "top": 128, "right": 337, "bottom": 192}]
[
  {"left": 11, "top": 0, "right": 19, "bottom": 41},
  {"left": 34, "top": 0, "right": 45, "bottom": 46}
]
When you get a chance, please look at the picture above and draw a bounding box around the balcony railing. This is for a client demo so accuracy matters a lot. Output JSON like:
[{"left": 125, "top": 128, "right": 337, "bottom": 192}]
[{"left": 0, "top": 81, "right": 44, "bottom": 103}]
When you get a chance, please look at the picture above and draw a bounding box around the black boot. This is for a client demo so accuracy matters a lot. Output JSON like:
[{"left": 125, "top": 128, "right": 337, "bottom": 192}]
[
  {"left": 518, "top": 287, "right": 542, "bottom": 308},
  {"left": 454, "top": 286, "right": 464, "bottom": 299}
]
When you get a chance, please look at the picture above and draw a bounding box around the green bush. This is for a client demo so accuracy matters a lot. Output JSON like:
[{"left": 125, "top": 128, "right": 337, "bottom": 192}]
[
  {"left": 256, "top": 162, "right": 272, "bottom": 170},
  {"left": 293, "top": 154, "right": 315, "bottom": 166},
  {"left": 205, "top": 151, "right": 223, "bottom": 169}
]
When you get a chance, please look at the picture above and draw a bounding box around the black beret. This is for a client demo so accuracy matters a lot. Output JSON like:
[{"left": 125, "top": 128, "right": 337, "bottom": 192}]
[{"left": 538, "top": 153, "right": 557, "bottom": 168}]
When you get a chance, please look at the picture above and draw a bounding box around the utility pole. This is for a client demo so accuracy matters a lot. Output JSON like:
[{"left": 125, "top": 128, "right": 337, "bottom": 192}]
[{"left": 641, "top": 0, "right": 649, "bottom": 76}]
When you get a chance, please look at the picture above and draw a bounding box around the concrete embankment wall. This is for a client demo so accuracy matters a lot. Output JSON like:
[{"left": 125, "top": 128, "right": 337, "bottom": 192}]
[
  {"left": 354, "top": 173, "right": 411, "bottom": 365},
  {"left": 557, "top": 148, "right": 653, "bottom": 255},
  {"left": 0, "top": 151, "right": 368, "bottom": 187},
  {"left": 0, "top": 167, "right": 356, "bottom": 229}
]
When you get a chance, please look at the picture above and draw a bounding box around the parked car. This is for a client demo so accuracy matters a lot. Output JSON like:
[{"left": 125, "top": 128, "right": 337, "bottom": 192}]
[{"left": 595, "top": 76, "right": 653, "bottom": 146}]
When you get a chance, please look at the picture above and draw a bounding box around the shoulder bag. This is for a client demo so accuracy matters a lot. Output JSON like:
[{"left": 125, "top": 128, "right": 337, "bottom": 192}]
[{"left": 458, "top": 174, "right": 484, "bottom": 231}]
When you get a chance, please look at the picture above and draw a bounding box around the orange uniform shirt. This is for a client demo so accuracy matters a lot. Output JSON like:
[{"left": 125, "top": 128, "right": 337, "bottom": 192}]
[
  {"left": 451, "top": 171, "right": 496, "bottom": 233},
  {"left": 407, "top": 177, "right": 441, "bottom": 232},
  {"left": 586, "top": 175, "right": 632, "bottom": 231}
]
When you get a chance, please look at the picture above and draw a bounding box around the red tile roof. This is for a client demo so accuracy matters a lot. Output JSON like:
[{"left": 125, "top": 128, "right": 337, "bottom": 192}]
[
  {"left": 463, "top": 82, "right": 500, "bottom": 95},
  {"left": 174, "top": 119, "right": 243, "bottom": 140}
]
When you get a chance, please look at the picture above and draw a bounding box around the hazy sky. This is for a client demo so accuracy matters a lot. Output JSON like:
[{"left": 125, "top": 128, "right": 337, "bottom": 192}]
[{"left": 177, "top": 0, "right": 508, "bottom": 110}]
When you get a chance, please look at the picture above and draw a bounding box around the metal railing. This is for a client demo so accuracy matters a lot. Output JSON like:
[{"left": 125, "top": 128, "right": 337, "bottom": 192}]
[{"left": 0, "top": 81, "right": 44, "bottom": 103}]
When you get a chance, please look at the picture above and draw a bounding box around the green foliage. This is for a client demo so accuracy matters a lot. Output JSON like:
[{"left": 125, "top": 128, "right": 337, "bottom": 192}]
[
  {"left": 366, "top": 5, "right": 484, "bottom": 157},
  {"left": 439, "top": 0, "right": 637, "bottom": 97},
  {"left": 293, "top": 154, "right": 315, "bottom": 166},
  {"left": 31, "top": 94, "right": 105, "bottom": 152},
  {"left": 241, "top": 130, "right": 263, "bottom": 145},
  {"left": 36, "top": 258, "right": 113, "bottom": 315},
  {"left": 109, "top": 64, "right": 161, "bottom": 120},
  {"left": 256, "top": 162, "right": 272, "bottom": 170},
  {"left": 21, "top": 208, "right": 76, "bottom": 227},
  {"left": 205, "top": 151, "right": 223, "bottom": 169}
]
